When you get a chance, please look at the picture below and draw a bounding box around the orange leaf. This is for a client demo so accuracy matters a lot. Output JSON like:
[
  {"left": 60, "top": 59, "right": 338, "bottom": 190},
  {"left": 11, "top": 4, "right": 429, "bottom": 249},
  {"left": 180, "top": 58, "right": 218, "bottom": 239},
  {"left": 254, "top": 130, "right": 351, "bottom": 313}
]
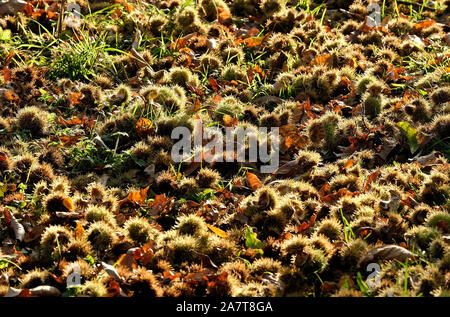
[
  {"left": 217, "top": 7, "right": 232, "bottom": 25},
  {"left": 114, "top": 0, "right": 134, "bottom": 13},
  {"left": 136, "top": 118, "right": 153, "bottom": 138},
  {"left": 3, "top": 66, "right": 11, "bottom": 83},
  {"left": 206, "top": 223, "right": 228, "bottom": 238},
  {"left": 163, "top": 271, "right": 181, "bottom": 281},
  {"left": 50, "top": 134, "right": 85, "bottom": 146},
  {"left": 24, "top": 2, "right": 34, "bottom": 16},
  {"left": 241, "top": 35, "right": 267, "bottom": 47},
  {"left": 18, "top": 289, "right": 32, "bottom": 297},
  {"left": 311, "top": 54, "right": 333, "bottom": 67},
  {"left": 279, "top": 124, "right": 309, "bottom": 151},
  {"left": 413, "top": 19, "right": 435, "bottom": 30},
  {"left": 47, "top": 10, "right": 58, "bottom": 20},
  {"left": 4, "top": 90, "right": 19, "bottom": 101},
  {"left": 363, "top": 171, "right": 380, "bottom": 193},
  {"left": 58, "top": 116, "right": 84, "bottom": 126},
  {"left": 69, "top": 92, "right": 82, "bottom": 105},
  {"left": 107, "top": 280, "right": 121, "bottom": 297},
  {"left": 63, "top": 197, "right": 74, "bottom": 212},
  {"left": 208, "top": 77, "right": 219, "bottom": 92},
  {"left": 128, "top": 186, "right": 149, "bottom": 206},
  {"left": 74, "top": 222, "right": 85, "bottom": 239},
  {"left": 247, "top": 172, "right": 263, "bottom": 191},
  {"left": 223, "top": 114, "right": 238, "bottom": 127},
  {"left": 344, "top": 160, "right": 354, "bottom": 169},
  {"left": 5, "top": 50, "right": 14, "bottom": 64}
]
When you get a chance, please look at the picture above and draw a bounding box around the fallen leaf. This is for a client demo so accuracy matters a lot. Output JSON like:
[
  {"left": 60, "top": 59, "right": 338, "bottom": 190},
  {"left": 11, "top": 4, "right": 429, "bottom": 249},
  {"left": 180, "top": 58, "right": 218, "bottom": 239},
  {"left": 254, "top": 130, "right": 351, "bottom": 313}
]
[
  {"left": 4, "top": 90, "right": 19, "bottom": 101},
  {"left": 413, "top": 19, "right": 435, "bottom": 30},
  {"left": 217, "top": 7, "right": 232, "bottom": 25},
  {"left": 344, "top": 160, "right": 354, "bottom": 169},
  {"left": 126, "top": 186, "right": 149, "bottom": 206},
  {"left": 206, "top": 223, "right": 228, "bottom": 238},
  {"left": 136, "top": 118, "right": 153, "bottom": 138},
  {"left": 359, "top": 245, "right": 414, "bottom": 268},
  {"left": 148, "top": 194, "right": 170, "bottom": 216},
  {"left": 363, "top": 171, "right": 380, "bottom": 193},
  {"left": 222, "top": 114, "right": 238, "bottom": 127},
  {"left": 3, "top": 209, "right": 25, "bottom": 241},
  {"left": 397, "top": 121, "right": 419, "bottom": 153},
  {"left": 101, "top": 262, "right": 123, "bottom": 281},
  {"left": 74, "top": 222, "right": 84, "bottom": 239},
  {"left": 311, "top": 54, "right": 333, "bottom": 67},
  {"left": 3, "top": 66, "right": 11, "bottom": 83},
  {"left": 208, "top": 77, "right": 219, "bottom": 92},
  {"left": 247, "top": 172, "right": 263, "bottom": 191},
  {"left": 63, "top": 197, "right": 74, "bottom": 212},
  {"left": 29, "top": 285, "right": 61, "bottom": 297}
]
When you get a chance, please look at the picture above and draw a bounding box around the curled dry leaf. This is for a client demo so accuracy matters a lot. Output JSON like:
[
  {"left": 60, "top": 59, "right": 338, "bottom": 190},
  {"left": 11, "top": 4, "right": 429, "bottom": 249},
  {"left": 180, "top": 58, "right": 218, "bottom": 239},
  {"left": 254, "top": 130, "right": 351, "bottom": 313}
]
[
  {"left": 101, "top": 262, "right": 124, "bottom": 281},
  {"left": 246, "top": 172, "right": 263, "bottom": 191},
  {"left": 359, "top": 245, "right": 414, "bottom": 268},
  {"left": 3, "top": 209, "right": 25, "bottom": 241},
  {"left": 29, "top": 285, "right": 61, "bottom": 297},
  {"left": 148, "top": 194, "right": 170, "bottom": 216},
  {"left": 4, "top": 287, "right": 23, "bottom": 297}
]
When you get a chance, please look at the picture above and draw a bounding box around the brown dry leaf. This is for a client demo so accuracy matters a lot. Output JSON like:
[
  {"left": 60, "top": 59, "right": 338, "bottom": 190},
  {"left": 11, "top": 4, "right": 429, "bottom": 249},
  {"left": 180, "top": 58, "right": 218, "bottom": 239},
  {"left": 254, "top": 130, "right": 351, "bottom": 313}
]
[
  {"left": 272, "top": 159, "right": 298, "bottom": 177},
  {"left": 58, "top": 116, "right": 83, "bottom": 126},
  {"left": 247, "top": 172, "right": 263, "bottom": 191},
  {"left": 107, "top": 280, "right": 122, "bottom": 297},
  {"left": 208, "top": 77, "right": 219, "bottom": 92},
  {"left": 3, "top": 66, "right": 11, "bottom": 83},
  {"left": 363, "top": 171, "right": 380, "bottom": 193},
  {"left": 359, "top": 245, "right": 414, "bottom": 268},
  {"left": 206, "top": 223, "right": 228, "bottom": 238},
  {"left": 148, "top": 194, "right": 170, "bottom": 216},
  {"left": 4, "top": 50, "right": 14, "bottom": 64},
  {"left": 50, "top": 133, "right": 85, "bottom": 146},
  {"left": 170, "top": 32, "right": 196, "bottom": 51},
  {"left": 279, "top": 124, "right": 309, "bottom": 152}
]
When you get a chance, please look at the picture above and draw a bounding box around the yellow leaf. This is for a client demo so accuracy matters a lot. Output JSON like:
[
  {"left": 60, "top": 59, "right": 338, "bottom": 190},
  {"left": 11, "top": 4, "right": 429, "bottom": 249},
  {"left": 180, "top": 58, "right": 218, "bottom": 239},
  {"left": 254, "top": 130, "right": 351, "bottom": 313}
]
[
  {"left": 63, "top": 198, "right": 74, "bottom": 212},
  {"left": 206, "top": 223, "right": 228, "bottom": 238}
]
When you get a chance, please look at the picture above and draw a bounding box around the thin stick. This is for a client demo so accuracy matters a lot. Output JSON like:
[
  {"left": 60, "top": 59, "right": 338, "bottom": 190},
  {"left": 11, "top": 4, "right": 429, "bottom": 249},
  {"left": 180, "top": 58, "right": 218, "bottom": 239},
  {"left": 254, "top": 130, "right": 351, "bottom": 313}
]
[{"left": 56, "top": 0, "right": 67, "bottom": 37}]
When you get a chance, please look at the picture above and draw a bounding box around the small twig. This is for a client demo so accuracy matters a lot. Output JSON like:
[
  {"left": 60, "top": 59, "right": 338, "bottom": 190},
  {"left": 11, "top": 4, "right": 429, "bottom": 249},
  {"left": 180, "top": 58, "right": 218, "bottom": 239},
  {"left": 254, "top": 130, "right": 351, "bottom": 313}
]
[{"left": 55, "top": 0, "right": 67, "bottom": 37}]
